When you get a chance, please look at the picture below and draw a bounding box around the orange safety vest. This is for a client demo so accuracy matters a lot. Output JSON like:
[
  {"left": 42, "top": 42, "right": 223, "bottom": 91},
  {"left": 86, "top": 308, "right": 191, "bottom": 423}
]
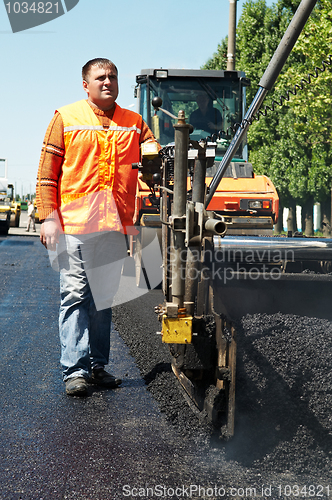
[{"left": 57, "top": 100, "right": 142, "bottom": 234}]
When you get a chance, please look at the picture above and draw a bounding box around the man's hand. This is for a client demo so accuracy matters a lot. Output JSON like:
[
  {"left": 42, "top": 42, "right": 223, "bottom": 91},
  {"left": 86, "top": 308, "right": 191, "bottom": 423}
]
[
  {"left": 208, "top": 121, "right": 218, "bottom": 131},
  {"left": 40, "top": 219, "right": 60, "bottom": 251}
]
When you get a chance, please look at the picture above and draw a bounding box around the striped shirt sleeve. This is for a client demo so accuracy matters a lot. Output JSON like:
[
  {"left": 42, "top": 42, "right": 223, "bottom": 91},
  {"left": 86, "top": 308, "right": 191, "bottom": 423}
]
[{"left": 36, "top": 112, "right": 64, "bottom": 221}]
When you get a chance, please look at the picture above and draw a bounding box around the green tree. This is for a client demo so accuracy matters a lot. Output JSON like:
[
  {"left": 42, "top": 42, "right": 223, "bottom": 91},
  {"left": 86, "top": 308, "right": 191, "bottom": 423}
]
[
  {"left": 204, "top": 36, "right": 228, "bottom": 71},
  {"left": 204, "top": 0, "right": 301, "bottom": 227},
  {"left": 278, "top": 0, "right": 332, "bottom": 203},
  {"left": 203, "top": 0, "right": 332, "bottom": 235},
  {"left": 237, "top": 0, "right": 304, "bottom": 209},
  {"left": 272, "top": 0, "right": 332, "bottom": 233}
]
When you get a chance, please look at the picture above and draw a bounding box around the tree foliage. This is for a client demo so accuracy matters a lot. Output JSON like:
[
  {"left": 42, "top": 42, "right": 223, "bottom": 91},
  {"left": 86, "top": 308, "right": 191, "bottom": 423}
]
[
  {"left": 278, "top": 0, "right": 332, "bottom": 203},
  {"left": 203, "top": 0, "right": 332, "bottom": 210},
  {"left": 204, "top": 36, "right": 228, "bottom": 71}
]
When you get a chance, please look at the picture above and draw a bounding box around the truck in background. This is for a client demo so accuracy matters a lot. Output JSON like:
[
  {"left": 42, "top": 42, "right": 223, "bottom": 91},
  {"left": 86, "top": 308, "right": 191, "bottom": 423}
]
[
  {"left": 0, "top": 158, "right": 21, "bottom": 234},
  {"left": 130, "top": 69, "right": 279, "bottom": 285},
  {"left": 134, "top": 68, "right": 279, "bottom": 236}
]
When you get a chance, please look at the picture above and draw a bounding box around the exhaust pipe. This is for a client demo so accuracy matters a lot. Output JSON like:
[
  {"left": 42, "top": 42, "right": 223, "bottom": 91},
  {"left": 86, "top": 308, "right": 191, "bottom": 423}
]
[{"left": 205, "top": 219, "right": 227, "bottom": 237}]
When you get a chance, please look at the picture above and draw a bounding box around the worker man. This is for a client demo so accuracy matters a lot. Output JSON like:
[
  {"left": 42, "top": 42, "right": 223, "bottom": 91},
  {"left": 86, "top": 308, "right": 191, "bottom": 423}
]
[
  {"left": 26, "top": 201, "right": 36, "bottom": 232},
  {"left": 190, "top": 93, "right": 223, "bottom": 134},
  {"left": 36, "top": 58, "right": 159, "bottom": 397}
]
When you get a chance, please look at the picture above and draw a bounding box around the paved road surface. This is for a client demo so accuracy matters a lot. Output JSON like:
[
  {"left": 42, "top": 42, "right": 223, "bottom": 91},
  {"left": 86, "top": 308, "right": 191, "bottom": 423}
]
[
  {"left": 0, "top": 232, "right": 331, "bottom": 500},
  {"left": 0, "top": 235, "right": 204, "bottom": 499}
]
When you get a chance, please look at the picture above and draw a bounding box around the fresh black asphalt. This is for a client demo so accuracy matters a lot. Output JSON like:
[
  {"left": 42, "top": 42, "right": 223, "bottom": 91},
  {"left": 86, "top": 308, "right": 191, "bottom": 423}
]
[{"left": 0, "top": 234, "right": 331, "bottom": 500}]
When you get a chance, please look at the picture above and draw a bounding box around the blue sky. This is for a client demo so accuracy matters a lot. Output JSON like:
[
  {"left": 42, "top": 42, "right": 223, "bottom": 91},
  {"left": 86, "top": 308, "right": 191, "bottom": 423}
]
[{"left": 0, "top": 0, "right": 274, "bottom": 196}]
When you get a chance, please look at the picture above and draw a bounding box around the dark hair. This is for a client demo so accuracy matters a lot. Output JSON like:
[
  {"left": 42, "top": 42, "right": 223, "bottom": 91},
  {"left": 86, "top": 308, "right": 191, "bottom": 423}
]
[{"left": 82, "top": 58, "right": 118, "bottom": 82}]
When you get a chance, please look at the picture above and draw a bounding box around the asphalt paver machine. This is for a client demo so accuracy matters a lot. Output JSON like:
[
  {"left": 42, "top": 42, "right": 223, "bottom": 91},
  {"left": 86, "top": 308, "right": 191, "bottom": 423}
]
[{"left": 134, "top": 0, "right": 332, "bottom": 437}]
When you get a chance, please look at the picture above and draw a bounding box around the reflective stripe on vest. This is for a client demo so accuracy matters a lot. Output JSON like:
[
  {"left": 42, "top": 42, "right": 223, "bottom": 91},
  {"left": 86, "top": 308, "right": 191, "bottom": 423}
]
[
  {"left": 64, "top": 125, "right": 142, "bottom": 133},
  {"left": 57, "top": 100, "right": 142, "bottom": 235}
]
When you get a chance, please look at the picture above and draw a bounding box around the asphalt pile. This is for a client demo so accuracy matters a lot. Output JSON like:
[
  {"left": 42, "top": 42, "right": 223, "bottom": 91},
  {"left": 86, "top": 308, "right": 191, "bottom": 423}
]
[{"left": 112, "top": 289, "right": 332, "bottom": 488}]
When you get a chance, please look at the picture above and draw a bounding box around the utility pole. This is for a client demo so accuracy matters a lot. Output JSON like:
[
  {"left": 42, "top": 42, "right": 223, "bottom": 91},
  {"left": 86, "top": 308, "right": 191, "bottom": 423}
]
[{"left": 227, "top": 0, "right": 238, "bottom": 70}]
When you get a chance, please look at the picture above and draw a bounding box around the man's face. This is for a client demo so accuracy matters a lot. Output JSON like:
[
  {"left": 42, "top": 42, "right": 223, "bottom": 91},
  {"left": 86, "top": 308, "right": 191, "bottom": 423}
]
[
  {"left": 196, "top": 94, "right": 210, "bottom": 113},
  {"left": 83, "top": 65, "right": 118, "bottom": 110}
]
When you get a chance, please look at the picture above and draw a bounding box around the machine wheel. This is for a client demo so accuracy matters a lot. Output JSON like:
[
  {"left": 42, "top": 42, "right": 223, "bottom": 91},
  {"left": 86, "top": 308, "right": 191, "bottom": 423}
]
[
  {"left": 0, "top": 224, "right": 9, "bottom": 236},
  {"left": 14, "top": 213, "right": 20, "bottom": 227}
]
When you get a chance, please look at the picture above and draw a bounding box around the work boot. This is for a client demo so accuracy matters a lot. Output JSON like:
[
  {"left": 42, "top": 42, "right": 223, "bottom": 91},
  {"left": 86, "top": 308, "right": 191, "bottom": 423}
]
[
  {"left": 90, "top": 368, "right": 122, "bottom": 388},
  {"left": 65, "top": 376, "right": 89, "bottom": 396}
]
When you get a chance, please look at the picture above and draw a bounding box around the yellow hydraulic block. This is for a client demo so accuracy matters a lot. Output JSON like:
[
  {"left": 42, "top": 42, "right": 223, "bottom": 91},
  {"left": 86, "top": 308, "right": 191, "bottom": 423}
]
[{"left": 161, "top": 315, "right": 193, "bottom": 344}]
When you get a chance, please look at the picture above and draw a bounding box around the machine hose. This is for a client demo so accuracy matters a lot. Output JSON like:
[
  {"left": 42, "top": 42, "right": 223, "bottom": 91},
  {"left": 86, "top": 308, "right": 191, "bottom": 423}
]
[
  {"left": 209, "top": 54, "right": 332, "bottom": 141},
  {"left": 159, "top": 145, "right": 175, "bottom": 182},
  {"left": 255, "top": 54, "right": 332, "bottom": 120}
]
